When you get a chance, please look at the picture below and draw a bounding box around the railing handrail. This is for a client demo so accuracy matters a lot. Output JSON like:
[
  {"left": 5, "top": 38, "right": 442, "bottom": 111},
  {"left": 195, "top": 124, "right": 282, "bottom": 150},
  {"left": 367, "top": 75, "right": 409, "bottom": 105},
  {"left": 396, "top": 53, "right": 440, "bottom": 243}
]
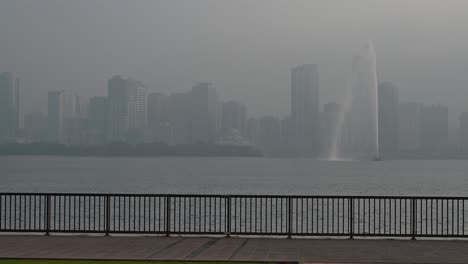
[{"left": 1, "top": 192, "right": 468, "bottom": 200}]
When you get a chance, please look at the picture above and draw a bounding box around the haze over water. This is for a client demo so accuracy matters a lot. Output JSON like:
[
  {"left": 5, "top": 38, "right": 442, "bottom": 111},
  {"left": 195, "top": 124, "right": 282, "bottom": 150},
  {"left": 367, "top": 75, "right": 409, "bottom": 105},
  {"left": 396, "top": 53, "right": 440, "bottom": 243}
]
[{"left": 2, "top": 156, "right": 468, "bottom": 196}]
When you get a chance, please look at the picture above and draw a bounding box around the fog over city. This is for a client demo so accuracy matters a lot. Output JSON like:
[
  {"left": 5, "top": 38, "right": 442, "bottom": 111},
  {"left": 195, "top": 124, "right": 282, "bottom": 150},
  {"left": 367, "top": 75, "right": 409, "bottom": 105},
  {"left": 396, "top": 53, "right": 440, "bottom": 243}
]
[
  {"left": 2, "top": 0, "right": 468, "bottom": 124},
  {"left": 6, "top": 2, "right": 468, "bottom": 252}
]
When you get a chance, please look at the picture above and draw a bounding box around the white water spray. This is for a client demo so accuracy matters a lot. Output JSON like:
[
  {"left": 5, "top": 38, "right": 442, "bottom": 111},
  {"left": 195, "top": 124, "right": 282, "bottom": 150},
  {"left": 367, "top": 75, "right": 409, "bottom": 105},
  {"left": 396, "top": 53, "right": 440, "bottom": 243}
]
[{"left": 328, "top": 41, "right": 379, "bottom": 160}]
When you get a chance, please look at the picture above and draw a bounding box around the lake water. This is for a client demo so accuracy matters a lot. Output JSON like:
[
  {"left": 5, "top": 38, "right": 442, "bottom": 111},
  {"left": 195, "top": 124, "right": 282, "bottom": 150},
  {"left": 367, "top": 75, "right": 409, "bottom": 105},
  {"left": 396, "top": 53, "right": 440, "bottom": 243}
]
[{"left": 1, "top": 156, "right": 468, "bottom": 195}]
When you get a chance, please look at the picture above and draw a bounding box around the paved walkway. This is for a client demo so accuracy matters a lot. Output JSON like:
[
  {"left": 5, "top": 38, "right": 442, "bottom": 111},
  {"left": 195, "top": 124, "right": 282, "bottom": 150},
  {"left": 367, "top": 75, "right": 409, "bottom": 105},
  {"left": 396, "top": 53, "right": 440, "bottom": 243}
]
[{"left": 1, "top": 235, "right": 468, "bottom": 263}]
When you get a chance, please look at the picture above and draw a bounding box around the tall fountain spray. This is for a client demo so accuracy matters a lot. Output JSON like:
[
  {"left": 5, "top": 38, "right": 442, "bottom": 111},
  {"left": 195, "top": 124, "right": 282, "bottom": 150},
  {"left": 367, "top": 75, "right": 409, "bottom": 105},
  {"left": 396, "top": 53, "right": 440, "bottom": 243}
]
[{"left": 329, "top": 41, "right": 379, "bottom": 160}]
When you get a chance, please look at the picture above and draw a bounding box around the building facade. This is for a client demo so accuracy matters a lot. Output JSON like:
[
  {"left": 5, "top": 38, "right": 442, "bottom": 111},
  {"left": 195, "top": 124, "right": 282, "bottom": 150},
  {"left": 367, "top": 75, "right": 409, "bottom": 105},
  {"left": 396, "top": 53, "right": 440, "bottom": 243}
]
[
  {"left": 86, "top": 96, "right": 108, "bottom": 144},
  {"left": 147, "top": 92, "right": 171, "bottom": 143},
  {"left": 459, "top": 112, "right": 468, "bottom": 153},
  {"left": 107, "top": 75, "right": 146, "bottom": 143},
  {"left": 378, "top": 82, "right": 399, "bottom": 158},
  {"left": 220, "top": 100, "right": 247, "bottom": 137},
  {"left": 398, "top": 102, "right": 423, "bottom": 152},
  {"left": 291, "top": 64, "right": 319, "bottom": 156},
  {"left": 190, "top": 82, "right": 218, "bottom": 143},
  {"left": 0, "top": 72, "right": 19, "bottom": 142},
  {"left": 47, "top": 90, "right": 80, "bottom": 144}
]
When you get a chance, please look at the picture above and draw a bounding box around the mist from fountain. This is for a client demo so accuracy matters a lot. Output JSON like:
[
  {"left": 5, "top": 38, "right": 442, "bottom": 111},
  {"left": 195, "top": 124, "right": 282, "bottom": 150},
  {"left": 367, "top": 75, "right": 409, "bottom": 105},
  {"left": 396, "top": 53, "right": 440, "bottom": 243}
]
[{"left": 328, "top": 41, "right": 379, "bottom": 161}]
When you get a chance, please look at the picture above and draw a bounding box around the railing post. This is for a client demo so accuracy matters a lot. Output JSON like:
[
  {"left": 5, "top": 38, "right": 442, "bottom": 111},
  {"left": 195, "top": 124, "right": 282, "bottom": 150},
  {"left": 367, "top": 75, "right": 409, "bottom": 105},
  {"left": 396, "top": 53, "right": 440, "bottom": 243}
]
[
  {"left": 105, "top": 195, "right": 110, "bottom": 236},
  {"left": 411, "top": 198, "right": 416, "bottom": 240},
  {"left": 349, "top": 198, "right": 354, "bottom": 239},
  {"left": 165, "top": 196, "right": 171, "bottom": 236},
  {"left": 45, "top": 195, "right": 51, "bottom": 236},
  {"left": 225, "top": 196, "right": 231, "bottom": 237},
  {"left": 287, "top": 197, "right": 292, "bottom": 238}
]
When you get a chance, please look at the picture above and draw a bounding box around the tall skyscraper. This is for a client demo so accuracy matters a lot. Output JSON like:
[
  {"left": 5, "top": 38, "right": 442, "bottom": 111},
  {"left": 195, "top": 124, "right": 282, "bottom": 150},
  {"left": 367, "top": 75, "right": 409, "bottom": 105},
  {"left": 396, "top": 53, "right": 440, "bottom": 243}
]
[
  {"left": 421, "top": 104, "right": 448, "bottom": 153},
  {"left": 190, "top": 82, "right": 218, "bottom": 143},
  {"left": 0, "top": 72, "right": 19, "bottom": 142},
  {"left": 459, "top": 112, "right": 468, "bottom": 153},
  {"left": 378, "top": 82, "right": 399, "bottom": 157},
  {"left": 320, "top": 102, "right": 340, "bottom": 157},
  {"left": 291, "top": 64, "right": 319, "bottom": 156},
  {"left": 398, "top": 103, "right": 423, "bottom": 152},
  {"left": 47, "top": 90, "right": 80, "bottom": 144},
  {"left": 107, "top": 75, "right": 146, "bottom": 143}
]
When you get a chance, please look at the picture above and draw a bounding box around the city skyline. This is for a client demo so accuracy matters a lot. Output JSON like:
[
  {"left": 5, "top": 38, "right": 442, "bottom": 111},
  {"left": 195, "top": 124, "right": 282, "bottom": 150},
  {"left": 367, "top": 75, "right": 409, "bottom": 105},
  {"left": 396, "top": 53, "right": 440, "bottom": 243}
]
[
  {"left": 3, "top": 67, "right": 468, "bottom": 158},
  {"left": 3, "top": 1, "right": 468, "bottom": 127}
]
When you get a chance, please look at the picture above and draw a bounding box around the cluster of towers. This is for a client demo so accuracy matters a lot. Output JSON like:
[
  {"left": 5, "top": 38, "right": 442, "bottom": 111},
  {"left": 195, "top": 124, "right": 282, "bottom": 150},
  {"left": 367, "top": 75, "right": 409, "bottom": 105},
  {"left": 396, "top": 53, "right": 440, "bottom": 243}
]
[{"left": 1, "top": 69, "right": 467, "bottom": 158}]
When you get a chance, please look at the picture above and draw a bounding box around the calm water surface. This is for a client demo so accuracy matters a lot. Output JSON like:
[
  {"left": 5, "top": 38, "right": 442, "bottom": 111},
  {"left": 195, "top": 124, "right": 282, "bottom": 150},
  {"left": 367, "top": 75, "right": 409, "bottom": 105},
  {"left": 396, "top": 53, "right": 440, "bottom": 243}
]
[{"left": 1, "top": 156, "right": 467, "bottom": 195}]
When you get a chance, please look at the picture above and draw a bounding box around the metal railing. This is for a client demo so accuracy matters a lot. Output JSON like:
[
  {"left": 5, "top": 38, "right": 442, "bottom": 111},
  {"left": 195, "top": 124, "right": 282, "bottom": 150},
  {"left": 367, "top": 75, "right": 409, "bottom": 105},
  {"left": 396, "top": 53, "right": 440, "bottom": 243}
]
[{"left": 0, "top": 193, "right": 467, "bottom": 238}]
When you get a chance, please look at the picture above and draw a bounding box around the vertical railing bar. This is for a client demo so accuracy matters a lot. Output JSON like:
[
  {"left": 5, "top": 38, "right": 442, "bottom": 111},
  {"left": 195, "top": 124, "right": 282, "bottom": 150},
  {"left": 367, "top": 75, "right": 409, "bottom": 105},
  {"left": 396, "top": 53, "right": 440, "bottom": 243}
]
[
  {"left": 452, "top": 199, "right": 454, "bottom": 236},
  {"left": 166, "top": 196, "right": 171, "bottom": 236},
  {"left": 287, "top": 197, "right": 292, "bottom": 238},
  {"left": 227, "top": 196, "right": 231, "bottom": 237},
  {"left": 105, "top": 195, "right": 110, "bottom": 235},
  {"left": 45, "top": 195, "right": 50, "bottom": 235}
]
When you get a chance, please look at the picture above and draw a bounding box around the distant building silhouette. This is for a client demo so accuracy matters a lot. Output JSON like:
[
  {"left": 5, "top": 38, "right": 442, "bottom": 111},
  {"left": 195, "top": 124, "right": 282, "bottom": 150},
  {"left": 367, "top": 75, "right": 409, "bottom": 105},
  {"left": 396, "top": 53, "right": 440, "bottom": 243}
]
[
  {"left": 398, "top": 103, "right": 423, "bottom": 152},
  {"left": 0, "top": 72, "right": 19, "bottom": 143},
  {"left": 246, "top": 118, "right": 259, "bottom": 146},
  {"left": 148, "top": 92, "right": 171, "bottom": 143},
  {"left": 378, "top": 82, "right": 399, "bottom": 157},
  {"left": 190, "top": 82, "right": 218, "bottom": 143},
  {"left": 459, "top": 112, "right": 468, "bottom": 153},
  {"left": 107, "top": 75, "right": 146, "bottom": 143},
  {"left": 47, "top": 90, "right": 80, "bottom": 144},
  {"left": 320, "top": 102, "right": 340, "bottom": 157},
  {"left": 291, "top": 64, "right": 319, "bottom": 156},
  {"left": 86, "top": 96, "right": 108, "bottom": 144},
  {"left": 220, "top": 100, "right": 247, "bottom": 138},
  {"left": 169, "top": 92, "right": 192, "bottom": 144},
  {"left": 421, "top": 104, "right": 448, "bottom": 153}
]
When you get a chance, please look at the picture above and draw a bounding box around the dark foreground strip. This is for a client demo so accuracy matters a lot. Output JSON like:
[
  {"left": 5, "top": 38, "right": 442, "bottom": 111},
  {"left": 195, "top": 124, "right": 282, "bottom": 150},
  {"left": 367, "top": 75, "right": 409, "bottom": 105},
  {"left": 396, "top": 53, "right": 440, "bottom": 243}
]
[{"left": 185, "top": 238, "right": 219, "bottom": 259}]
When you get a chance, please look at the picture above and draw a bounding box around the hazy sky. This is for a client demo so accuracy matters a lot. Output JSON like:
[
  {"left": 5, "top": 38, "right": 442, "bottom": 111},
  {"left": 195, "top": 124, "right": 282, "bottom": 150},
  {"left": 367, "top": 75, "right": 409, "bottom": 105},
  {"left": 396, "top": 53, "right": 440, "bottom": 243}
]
[{"left": 2, "top": 0, "right": 468, "bottom": 126}]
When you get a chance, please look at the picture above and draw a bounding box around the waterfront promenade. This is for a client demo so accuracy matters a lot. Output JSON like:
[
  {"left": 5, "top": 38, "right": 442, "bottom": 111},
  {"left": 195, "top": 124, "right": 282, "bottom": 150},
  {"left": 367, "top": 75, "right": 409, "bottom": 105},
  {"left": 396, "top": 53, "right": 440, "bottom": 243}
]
[{"left": 1, "top": 235, "right": 468, "bottom": 263}]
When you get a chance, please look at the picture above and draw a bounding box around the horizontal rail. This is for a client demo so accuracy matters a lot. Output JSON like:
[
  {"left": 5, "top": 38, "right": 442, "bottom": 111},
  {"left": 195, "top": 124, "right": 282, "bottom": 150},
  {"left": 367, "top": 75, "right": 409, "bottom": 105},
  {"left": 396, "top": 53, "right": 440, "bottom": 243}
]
[
  {"left": 2, "top": 193, "right": 468, "bottom": 199},
  {"left": 1, "top": 193, "right": 467, "bottom": 238}
]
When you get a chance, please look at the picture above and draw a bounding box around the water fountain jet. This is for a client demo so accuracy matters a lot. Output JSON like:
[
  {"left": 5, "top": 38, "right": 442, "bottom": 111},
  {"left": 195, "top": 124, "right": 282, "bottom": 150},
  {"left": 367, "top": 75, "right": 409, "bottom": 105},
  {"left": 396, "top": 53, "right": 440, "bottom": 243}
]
[{"left": 328, "top": 41, "right": 379, "bottom": 161}]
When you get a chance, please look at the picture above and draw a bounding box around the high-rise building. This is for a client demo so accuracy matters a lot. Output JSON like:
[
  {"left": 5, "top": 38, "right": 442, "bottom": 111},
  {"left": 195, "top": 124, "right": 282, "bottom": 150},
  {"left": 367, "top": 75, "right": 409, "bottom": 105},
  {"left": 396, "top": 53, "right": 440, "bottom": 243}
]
[
  {"left": 459, "top": 112, "right": 468, "bottom": 153},
  {"left": 107, "top": 75, "right": 146, "bottom": 143},
  {"left": 398, "top": 103, "right": 423, "bottom": 152},
  {"left": 148, "top": 92, "right": 171, "bottom": 143},
  {"left": 47, "top": 90, "right": 80, "bottom": 144},
  {"left": 291, "top": 64, "right": 319, "bottom": 156},
  {"left": 190, "top": 82, "right": 218, "bottom": 143},
  {"left": 169, "top": 92, "right": 192, "bottom": 144},
  {"left": 220, "top": 100, "right": 247, "bottom": 136},
  {"left": 0, "top": 72, "right": 19, "bottom": 142},
  {"left": 421, "top": 104, "right": 448, "bottom": 153},
  {"left": 86, "top": 96, "right": 108, "bottom": 144},
  {"left": 320, "top": 102, "right": 340, "bottom": 157},
  {"left": 378, "top": 82, "right": 399, "bottom": 157}
]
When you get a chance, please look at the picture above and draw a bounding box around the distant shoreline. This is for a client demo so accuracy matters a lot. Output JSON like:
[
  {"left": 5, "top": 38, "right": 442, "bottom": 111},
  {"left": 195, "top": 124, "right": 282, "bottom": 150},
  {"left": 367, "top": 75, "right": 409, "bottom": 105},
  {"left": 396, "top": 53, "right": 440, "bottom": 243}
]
[{"left": 0, "top": 143, "right": 263, "bottom": 157}]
